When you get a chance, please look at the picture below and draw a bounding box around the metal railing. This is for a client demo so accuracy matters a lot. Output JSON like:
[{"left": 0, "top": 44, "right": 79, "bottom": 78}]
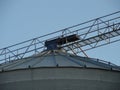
[{"left": 0, "top": 11, "right": 120, "bottom": 64}]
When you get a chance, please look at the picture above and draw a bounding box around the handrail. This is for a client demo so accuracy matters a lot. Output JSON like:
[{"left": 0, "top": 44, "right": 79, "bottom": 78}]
[{"left": 0, "top": 11, "right": 120, "bottom": 64}]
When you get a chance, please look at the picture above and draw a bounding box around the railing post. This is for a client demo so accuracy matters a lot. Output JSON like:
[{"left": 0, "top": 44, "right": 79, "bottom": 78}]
[{"left": 4, "top": 48, "right": 7, "bottom": 63}]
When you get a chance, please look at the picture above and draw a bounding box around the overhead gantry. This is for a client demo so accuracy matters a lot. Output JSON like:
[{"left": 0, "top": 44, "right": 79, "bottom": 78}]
[{"left": 0, "top": 11, "right": 120, "bottom": 64}]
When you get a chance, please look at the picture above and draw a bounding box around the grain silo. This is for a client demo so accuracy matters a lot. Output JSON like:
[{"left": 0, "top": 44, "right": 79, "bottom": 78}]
[{"left": 0, "top": 11, "right": 120, "bottom": 90}]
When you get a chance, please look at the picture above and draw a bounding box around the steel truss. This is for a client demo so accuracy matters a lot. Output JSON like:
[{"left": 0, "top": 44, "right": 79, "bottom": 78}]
[{"left": 0, "top": 11, "right": 120, "bottom": 64}]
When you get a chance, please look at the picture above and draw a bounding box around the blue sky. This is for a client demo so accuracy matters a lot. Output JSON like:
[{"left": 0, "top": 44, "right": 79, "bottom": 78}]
[{"left": 0, "top": 0, "right": 120, "bottom": 65}]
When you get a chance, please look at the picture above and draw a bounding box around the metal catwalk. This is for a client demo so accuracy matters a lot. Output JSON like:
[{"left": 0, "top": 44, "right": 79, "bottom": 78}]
[{"left": 0, "top": 11, "right": 120, "bottom": 64}]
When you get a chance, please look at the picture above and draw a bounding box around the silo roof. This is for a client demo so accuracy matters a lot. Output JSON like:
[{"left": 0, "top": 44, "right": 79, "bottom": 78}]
[{"left": 0, "top": 50, "right": 120, "bottom": 71}]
